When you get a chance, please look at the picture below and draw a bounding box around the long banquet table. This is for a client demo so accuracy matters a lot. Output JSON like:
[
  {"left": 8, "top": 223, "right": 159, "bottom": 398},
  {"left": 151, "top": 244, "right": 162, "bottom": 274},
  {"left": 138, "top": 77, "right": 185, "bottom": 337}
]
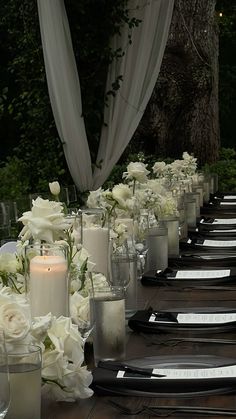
[{"left": 42, "top": 279, "right": 236, "bottom": 419}]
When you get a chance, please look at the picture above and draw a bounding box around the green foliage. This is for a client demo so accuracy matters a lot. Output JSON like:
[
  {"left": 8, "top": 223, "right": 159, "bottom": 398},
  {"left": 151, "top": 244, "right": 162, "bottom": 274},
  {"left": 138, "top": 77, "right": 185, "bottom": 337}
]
[
  {"left": 65, "top": 0, "right": 141, "bottom": 160},
  {"left": 0, "top": 0, "right": 142, "bottom": 197},
  {"left": 216, "top": 1, "right": 236, "bottom": 148},
  {"left": 204, "top": 148, "right": 236, "bottom": 192},
  {"left": 0, "top": 0, "right": 72, "bottom": 192},
  {"left": 0, "top": 156, "right": 30, "bottom": 200}
]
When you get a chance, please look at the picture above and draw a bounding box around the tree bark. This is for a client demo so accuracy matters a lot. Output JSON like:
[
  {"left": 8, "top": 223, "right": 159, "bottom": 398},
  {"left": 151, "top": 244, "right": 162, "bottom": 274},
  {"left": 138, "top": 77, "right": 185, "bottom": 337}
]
[{"left": 133, "top": 0, "right": 219, "bottom": 166}]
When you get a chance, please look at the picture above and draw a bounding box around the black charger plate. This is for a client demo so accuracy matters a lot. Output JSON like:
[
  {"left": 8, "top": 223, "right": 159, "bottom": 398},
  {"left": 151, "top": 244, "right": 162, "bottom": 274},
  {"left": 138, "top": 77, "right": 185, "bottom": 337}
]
[
  {"left": 128, "top": 307, "right": 236, "bottom": 334},
  {"left": 92, "top": 355, "right": 236, "bottom": 397}
]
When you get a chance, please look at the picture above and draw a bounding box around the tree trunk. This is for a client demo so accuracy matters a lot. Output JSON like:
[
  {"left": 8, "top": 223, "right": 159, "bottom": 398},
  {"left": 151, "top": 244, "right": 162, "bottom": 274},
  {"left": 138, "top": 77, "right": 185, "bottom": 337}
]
[{"left": 133, "top": 0, "right": 219, "bottom": 166}]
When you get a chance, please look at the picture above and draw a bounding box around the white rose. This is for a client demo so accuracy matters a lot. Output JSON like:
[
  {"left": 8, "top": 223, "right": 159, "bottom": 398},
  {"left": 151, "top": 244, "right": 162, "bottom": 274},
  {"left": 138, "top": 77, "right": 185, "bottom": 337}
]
[
  {"left": 152, "top": 161, "right": 166, "bottom": 176},
  {"left": 49, "top": 181, "right": 60, "bottom": 196},
  {"left": 0, "top": 253, "right": 19, "bottom": 273},
  {"left": 70, "top": 293, "right": 90, "bottom": 327},
  {"left": 31, "top": 313, "right": 53, "bottom": 343},
  {"left": 87, "top": 187, "right": 104, "bottom": 208},
  {"left": 42, "top": 364, "right": 93, "bottom": 401},
  {"left": 123, "top": 162, "right": 150, "bottom": 183},
  {"left": 111, "top": 184, "right": 132, "bottom": 207},
  {"left": 0, "top": 302, "right": 31, "bottom": 341},
  {"left": 18, "top": 197, "right": 71, "bottom": 242},
  {"left": 59, "top": 365, "right": 93, "bottom": 400},
  {"left": 47, "top": 316, "right": 83, "bottom": 365},
  {"left": 42, "top": 348, "right": 66, "bottom": 380}
]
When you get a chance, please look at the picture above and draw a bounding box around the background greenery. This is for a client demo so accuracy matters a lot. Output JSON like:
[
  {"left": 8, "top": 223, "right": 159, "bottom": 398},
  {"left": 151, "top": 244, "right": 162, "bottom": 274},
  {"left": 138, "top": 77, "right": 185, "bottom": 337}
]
[{"left": 0, "top": 0, "right": 235, "bottom": 200}]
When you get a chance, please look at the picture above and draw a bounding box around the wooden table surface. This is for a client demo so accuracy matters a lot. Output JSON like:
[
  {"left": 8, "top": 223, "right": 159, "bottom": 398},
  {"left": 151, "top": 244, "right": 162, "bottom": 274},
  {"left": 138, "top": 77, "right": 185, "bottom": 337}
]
[{"left": 42, "top": 279, "right": 236, "bottom": 419}]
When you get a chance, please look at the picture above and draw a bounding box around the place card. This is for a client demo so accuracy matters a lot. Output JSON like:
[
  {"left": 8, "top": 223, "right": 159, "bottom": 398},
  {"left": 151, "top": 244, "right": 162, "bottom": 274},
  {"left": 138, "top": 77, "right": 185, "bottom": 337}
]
[
  {"left": 199, "top": 239, "right": 236, "bottom": 247},
  {"left": 177, "top": 312, "right": 236, "bottom": 324},
  {"left": 200, "top": 255, "right": 235, "bottom": 260},
  {"left": 220, "top": 202, "right": 236, "bottom": 206},
  {"left": 214, "top": 218, "right": 236, "bottom": 224},
  {"left": 211, "top": 229, "right": 236, "bottom": 233},
  {"left": 117, "top": 365, "right": 236, "bottom": 380},
  {"left": 175, "top": 269, "right": 230, "bottom": 279},
  {"left": 152, "top": 365, "right": 236, "bottom": 380},
  {"left": 200, "top": 218, "right": 236, "bottom": 225}
]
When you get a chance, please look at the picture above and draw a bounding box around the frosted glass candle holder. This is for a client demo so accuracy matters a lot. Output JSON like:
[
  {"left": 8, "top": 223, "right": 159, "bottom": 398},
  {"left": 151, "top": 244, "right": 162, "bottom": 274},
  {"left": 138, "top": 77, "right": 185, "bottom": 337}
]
[
  {"left": 203, "top": 176, "right": 210, "bottom": 203},
  {"left": 90, "top": 286, "right": 126, "bottom": 366},
  {"left": 161, "top": 216, "right": 179, "bottom": 258},
  {"left": 185, "top": 197, "right": 197, "bottom": 228},
  {"left": 146, "top": 224, "right": 168, "bottom": 271}
]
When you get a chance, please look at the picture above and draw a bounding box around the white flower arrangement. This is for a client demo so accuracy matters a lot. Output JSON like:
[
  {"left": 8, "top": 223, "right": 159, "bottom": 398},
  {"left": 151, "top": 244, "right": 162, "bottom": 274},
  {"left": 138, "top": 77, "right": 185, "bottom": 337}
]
[
  {"left": 0, "top": 188, "right": 109, "bottom": 401},
  {"left": 0, "top": 246, "right": 94, "bottom": 401},
  {"left": 123, "top": 161, "right": 150, "bottom": 184},
  {"left": 18, "top": 197, "right": 71, "bottom": 243},
  {"left": 87, "top": 183, "right": 136, "bottom": 219},
  {"left": 0, "top": 285, "right": 93, "bottom": 400}
]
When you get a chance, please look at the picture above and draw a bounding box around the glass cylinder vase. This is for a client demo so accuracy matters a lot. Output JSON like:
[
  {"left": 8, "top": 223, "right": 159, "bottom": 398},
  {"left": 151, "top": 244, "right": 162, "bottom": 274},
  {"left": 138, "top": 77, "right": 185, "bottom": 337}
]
[
  {"left": 110, "top": 248, "right": 138, "bottom": 319},
  {"left": 146, "top": 223, "right": 168, "bottom": 271},
  {"left": 193, "top": 185, "right": 204, "bottom": 208},
  {"left": 160, "top": 216, "right": 180, "bottom": 258},
  {"left": 184, "top": 195, "right": 197, "bottom": 228},
  {"left": 25, "top": 243, "right": 69, "bottom": 318},
  {"left": 81, "top": 208, "right": 110, "bottom": 279},
  {"left": 203, "top": 175, "right": 210, "bottom": 203}
]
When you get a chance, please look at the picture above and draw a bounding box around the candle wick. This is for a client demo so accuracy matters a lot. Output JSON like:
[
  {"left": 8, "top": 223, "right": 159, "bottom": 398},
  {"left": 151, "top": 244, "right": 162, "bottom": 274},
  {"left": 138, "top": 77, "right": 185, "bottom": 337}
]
[{"left": 47, "top": 268, "right": 51, "bottom": 272}]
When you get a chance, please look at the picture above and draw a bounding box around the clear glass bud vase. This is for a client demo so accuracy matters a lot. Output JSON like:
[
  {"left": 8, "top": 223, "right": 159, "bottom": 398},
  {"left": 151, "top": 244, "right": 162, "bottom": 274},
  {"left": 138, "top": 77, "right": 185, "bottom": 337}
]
[{"left": 110, "top": 216, "right": 138, "bottom": 319}]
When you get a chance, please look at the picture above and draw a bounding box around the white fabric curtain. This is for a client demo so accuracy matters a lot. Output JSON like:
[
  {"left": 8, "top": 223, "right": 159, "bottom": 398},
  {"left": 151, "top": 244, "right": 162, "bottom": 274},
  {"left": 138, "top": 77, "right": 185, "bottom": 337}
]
[
  {"left": 37, "top": 0, "right": 174, "bottom": 191},
  {"left": 93, "top": 0, "right": 174, "bottom": 188},
  {"left": 37, "top": 0, "right": 93, "bottom": 191}
]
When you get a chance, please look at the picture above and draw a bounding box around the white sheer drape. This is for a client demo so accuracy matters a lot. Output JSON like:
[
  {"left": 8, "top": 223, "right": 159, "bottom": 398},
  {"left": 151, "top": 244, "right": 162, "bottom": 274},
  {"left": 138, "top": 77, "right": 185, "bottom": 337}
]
[
  {"left": 37, "top": 0, "right": 93, "bottom": 191},
  {"left": 93, "top": 0, "right": 174, "bottom": 188},
  {"left": 37, "top": 0, "right": 174, "bottom": 191}
]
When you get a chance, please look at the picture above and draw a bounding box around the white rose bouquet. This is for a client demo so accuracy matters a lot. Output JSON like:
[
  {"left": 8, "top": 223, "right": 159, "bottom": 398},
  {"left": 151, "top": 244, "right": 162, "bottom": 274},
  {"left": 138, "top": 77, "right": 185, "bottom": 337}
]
[{"left": 0, "top": 285, "right": 93, "bottom": 401}]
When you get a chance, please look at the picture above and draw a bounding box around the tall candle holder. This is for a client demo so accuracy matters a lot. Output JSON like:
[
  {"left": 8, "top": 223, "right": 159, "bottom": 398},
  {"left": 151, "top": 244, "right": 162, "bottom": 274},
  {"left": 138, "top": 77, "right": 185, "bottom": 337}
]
[
  {"left": 160, "top": 216, "right": 180, "bottom": 258},
  {"left": 203, "top": 175, "right": 210, "bottom": 203},
  {"left": 81, "top": 208, "right": 110, "bottom": 279},
  {"left": 146, "top": 223, "right": 168, "bottom": 271},
  {"left": 25, "top": 243, "right": 68, "bottom": 318},
  {"left": 184, "top": 194, "right": 197, "bottom": 228}
]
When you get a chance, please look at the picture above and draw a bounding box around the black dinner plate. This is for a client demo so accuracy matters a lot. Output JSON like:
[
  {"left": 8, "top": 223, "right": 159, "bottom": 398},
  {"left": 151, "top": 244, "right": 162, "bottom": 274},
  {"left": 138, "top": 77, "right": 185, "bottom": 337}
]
[
  {"left": 169, "top": 255, "right": 236, "bottom": 268},
  {"left": 128, "top": 307, "right": 236, "bottom": 334},
  {"left": 180, "top": 237, "right": 236, "bottom": 253},
  {"left": 91, "top": 355, "right": 236, "bottom": 397},
  {"left": 198, "top": 216, "right": 236, "bottom": 231},
  {"left": 141, "top": 267, "right": 236, "bottom": 287}
]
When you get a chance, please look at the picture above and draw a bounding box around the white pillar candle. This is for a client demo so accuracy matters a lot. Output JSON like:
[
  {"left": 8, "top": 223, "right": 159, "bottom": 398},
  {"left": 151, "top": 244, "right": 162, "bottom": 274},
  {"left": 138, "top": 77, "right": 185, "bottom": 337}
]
[
  {"left": 83, "top": 226, "right": 109, "bottom": 277},
  {"left": 30, "top": 255, "right": 68, "bottom": 317}
]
